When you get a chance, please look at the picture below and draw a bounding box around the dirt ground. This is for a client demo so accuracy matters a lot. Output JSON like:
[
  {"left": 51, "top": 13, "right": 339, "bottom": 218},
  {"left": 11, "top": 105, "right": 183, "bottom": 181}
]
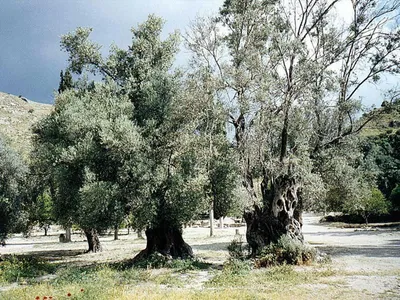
[
  {"left": 303, "top": 214, "right": 400, "bottom": 297},
  {"left": 1, "top": 214, "right": 399, "bottom": 297}
]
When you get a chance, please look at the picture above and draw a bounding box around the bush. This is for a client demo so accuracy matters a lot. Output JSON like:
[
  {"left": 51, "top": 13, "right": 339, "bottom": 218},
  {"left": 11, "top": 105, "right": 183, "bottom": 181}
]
[
  {"left": 255, "top": 235, "right": 316, "bottom": 267},
  {"left": 0, "top": 255, "right": 56, "bottom": 283},
  {"left": 133, "top": 252, "right": 209, "bottom": 270},
  {"left": 223, "top": 258, "right": 252, "bottom": 275},
  {"left": 227, "top": 235, "right": 250, "bottom": 260}
]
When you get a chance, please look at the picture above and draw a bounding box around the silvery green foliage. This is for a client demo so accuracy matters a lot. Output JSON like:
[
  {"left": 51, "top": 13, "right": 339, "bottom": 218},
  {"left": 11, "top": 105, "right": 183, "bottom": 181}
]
[
  {"left": 186, "top": 0, "right": 400, "bottom": 211},
  {"left": 35, "top": 15, "right": 210, "bottom": 232},
  {"left": 0, "top": 136, "right": 28, "bottom": 238},
  {"left": 33, "top": 84, "right": 142, "bottom": 230},
  {"left": 182, "top": 68, "right": 242, "bottom": 218}
]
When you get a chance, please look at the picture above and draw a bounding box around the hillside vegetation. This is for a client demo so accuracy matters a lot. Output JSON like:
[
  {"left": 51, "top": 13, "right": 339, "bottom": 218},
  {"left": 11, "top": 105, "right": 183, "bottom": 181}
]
[
  {"left": 0, "top": 92, "right": 52, "bottom": 158},
  {"left": 361, "top": 106, "right": 400, "bottom": 137}
]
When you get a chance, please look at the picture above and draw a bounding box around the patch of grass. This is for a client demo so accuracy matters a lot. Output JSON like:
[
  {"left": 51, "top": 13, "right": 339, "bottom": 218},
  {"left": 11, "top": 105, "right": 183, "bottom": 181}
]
[
  {"left": 52, "top": 264, "right": 150, "bottom": 286},
  {"left": 207, "top": 259, "right": 252, "bottom": 287},
  {"left": 0, "top": 255, "right": 56, "bottom": 283},
  {"left": 0, "top": 281, "right": 126, "bottom": 300},
  {"left": 1, "top": 283, "right": 372, "bottom": 300},
  {"left": 152, "top": 272, "right": 184, "bottom": 287}
]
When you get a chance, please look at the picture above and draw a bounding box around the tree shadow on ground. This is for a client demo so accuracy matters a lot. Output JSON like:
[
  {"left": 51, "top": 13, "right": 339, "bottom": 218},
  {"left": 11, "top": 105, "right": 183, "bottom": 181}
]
[
  {"left": 191, "top": 242, "right": 231, "bottom": 251},
  {"left": 307, "top": 228, "right": 400, "bottom": 237},
  {"left": 1, "top": 249, "right": 86, "bottom": 263},
  {"left": 4, "top": 241, "right": 62, "bottom": 246},
  {"left": 316, "top": 244, "right": 400, "bottom": 258}
]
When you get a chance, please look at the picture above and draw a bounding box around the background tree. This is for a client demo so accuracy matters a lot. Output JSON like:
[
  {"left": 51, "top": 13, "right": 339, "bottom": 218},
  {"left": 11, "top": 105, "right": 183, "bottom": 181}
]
[
  {"left": 390, "top": 184, "right": 400, "bottom": 211},
  {"left": 32, "top": 83, "right": 141, "bottom": 252},
  {"left": 362, "top": 129, "right": 400, "bottom": 204},
  {"left": 184, "top": 69, "right": 242, "bottom": 236},
  {"left": 0, "top": 136, "right": 29, "bottom": 241},
  {"left": 186, "top": 0, "right": 400, "bottom": 256},
  {"left": 31, "top": 190, "right": 54, "bottom": 236},
  {"left": 58, "top": 69, "right": 74, "bottom": 93},
  {"left": 344, "top": 187, "right": 390, "bottom": 224}
]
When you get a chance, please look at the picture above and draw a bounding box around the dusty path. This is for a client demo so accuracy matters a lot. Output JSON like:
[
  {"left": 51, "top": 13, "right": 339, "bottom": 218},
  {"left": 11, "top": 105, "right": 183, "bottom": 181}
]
[{"left": 303, "top": 214, "right": 400, "bottom": 297}]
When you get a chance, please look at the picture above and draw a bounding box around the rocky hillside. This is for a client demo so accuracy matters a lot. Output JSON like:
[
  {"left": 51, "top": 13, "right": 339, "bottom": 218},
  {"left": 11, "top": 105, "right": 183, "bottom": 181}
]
[
  {"left": 362, "top": 110, "right": 400, "bottom": 137},
  {"left": 0, "top": 92, "right": 52, "bottom": 159}
]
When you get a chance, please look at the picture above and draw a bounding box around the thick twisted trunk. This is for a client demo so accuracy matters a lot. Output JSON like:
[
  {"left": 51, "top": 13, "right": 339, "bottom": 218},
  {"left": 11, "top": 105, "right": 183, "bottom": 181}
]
[
  {"left": 134, "top": 223, "right": 193, "bottom": 260},
  {"left": 244, "top": 174, "right": 303, "bottom": 256},
  {"left": 84, "top": 228, "right": 102, "bottom": 253}
]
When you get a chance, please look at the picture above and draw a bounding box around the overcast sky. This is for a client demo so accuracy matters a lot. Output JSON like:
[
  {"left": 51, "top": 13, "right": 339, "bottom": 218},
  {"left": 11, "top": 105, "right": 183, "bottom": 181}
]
[
  {"left": 0, "top": 0, "right": 393, "bottom": 106},
  {"left": 0, "top": 0, "right": 224, "bottom": 104}
]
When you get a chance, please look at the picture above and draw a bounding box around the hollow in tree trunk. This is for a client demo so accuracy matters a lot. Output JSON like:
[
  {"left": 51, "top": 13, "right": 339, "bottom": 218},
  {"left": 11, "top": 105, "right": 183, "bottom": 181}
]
[
  {"left": 84, "top": 228, "right": 102, "bottom": 253},
  {"left": 244, "top": 174, "right": 303, "bottom": 256},
  {"left": 134, "top": 223, "right": 193, "bottom": 261}
]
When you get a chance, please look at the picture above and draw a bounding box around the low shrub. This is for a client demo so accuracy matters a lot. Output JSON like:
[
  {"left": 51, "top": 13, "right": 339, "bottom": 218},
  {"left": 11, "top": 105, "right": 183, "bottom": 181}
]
[
  {"left": 223, "top": 258, "right": 252, "bottom": 275},
  {"left": 133, "top": 252, "right": 210, "bottom": 270},
  {"left": 227, "top": 235, "right": 250, "bottom": 260},
  {"left": 255, "top": 235, "right": 316, "bottom": 267}
]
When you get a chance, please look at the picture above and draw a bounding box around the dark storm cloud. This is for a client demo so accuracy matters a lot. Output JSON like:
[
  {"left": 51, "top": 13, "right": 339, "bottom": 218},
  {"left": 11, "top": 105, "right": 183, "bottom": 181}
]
[{"left": 0, "top": 0, "right": 223, "bottom": 104}]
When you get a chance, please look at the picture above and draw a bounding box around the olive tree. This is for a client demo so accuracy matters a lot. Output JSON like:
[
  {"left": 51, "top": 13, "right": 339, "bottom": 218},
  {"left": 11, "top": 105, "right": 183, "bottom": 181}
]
[
  {"left": 186, "top": 0, "right": 400, "bottom": 256},
  {"left": 32, "top": 83, "right": 141, "bottom": 252},
  {"left": 36, "top": 16, "right": 211, "bottom": 258}
]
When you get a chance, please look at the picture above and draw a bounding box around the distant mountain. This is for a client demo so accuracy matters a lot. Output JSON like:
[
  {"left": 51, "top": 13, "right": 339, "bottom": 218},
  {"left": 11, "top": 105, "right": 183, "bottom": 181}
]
[{"left": 0, "top": 92, "right": 52, "bottom": 159}]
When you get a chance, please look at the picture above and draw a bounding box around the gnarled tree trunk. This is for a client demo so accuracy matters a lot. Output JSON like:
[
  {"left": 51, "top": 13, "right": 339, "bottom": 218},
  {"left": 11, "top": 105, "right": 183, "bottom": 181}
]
[
  {"left": 134, "top": 223, "right": 193, "bottom": 260},
  {"left": 244, "top": 174, "right": 303, "bottom": 256},
  {"left": 84, "top": 228, "right": 102, "bottom": 253}
]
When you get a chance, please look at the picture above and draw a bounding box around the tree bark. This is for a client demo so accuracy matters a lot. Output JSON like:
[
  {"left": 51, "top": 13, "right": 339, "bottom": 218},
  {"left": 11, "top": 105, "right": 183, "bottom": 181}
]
[
  {"left": 244, "top": 174, "right": 303, "bottom": 256},
  {"left": 209, "top": 202, "right": 214, "bottom": 237},
  {"left": 133, "top": 224, "right": 193, "bottom": 260},
  {"left": 84, "top": 228, "right": 102, "bottom": 253},
  {"left": 137, "top": 230, "right": 144, "bottom": 239},
  {"left": 114, "top": 226, "right": 119, "bottom": 240},
  {"left": 65, "top": 227, "right": 72, "bottom": 242}
]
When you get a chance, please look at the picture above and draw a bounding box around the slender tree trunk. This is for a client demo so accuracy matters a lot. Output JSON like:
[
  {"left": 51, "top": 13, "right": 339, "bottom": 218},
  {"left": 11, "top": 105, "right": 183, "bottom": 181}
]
[
  {"left": 133, "top": 223, "right": 193, "bottom": 261},
  {"left": 114, "top": 226, "right": 119, "bottom": 240},
  {"left": 65, "top": 227, "right": 72, "bottom": 242},
  {"left": 44, "top": 226, "right": 48, "bottom": 236},
  {"left": 209, "top": 202, "right": 214, "bottom": 237},
  {"left": 84, "top": 228, "right": 102, "bottom": 253},
  {"left": 219, "top": 217, "right": 224, "bottom": 228},
  {"left": 244, "top": 174, "right": 303, "bottom": 256}
]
